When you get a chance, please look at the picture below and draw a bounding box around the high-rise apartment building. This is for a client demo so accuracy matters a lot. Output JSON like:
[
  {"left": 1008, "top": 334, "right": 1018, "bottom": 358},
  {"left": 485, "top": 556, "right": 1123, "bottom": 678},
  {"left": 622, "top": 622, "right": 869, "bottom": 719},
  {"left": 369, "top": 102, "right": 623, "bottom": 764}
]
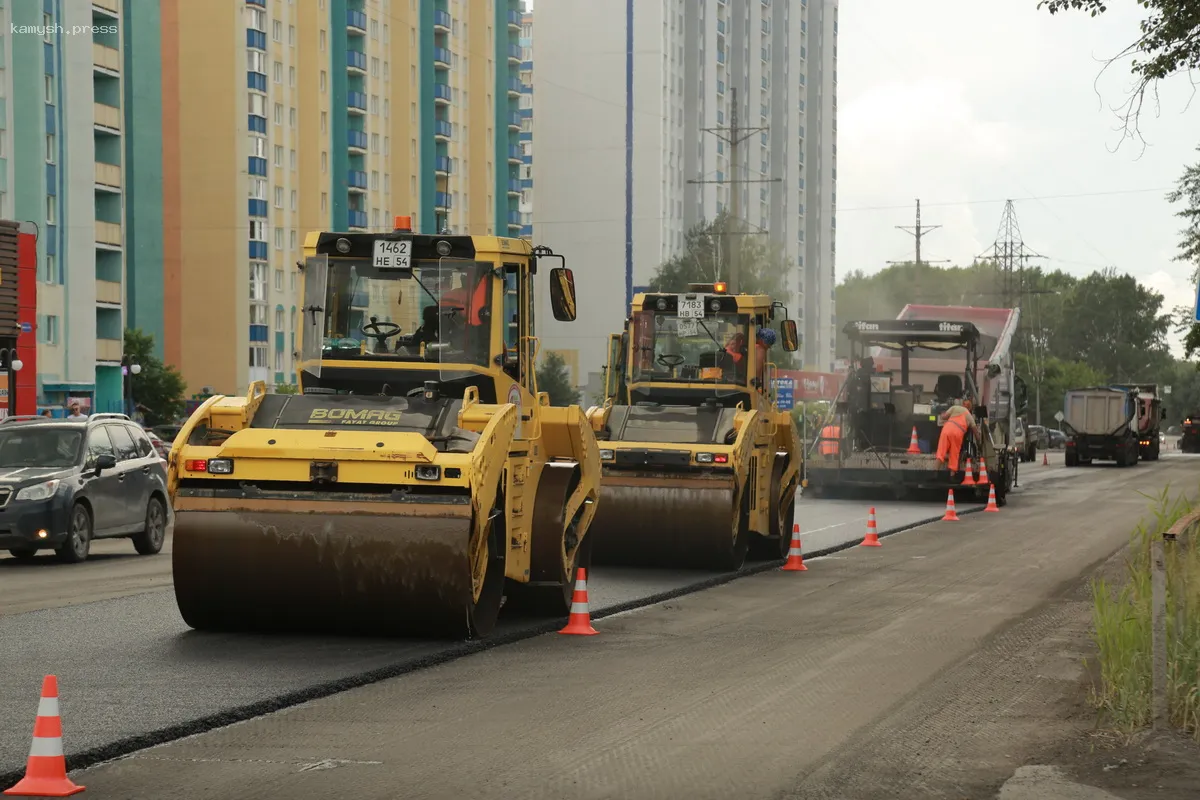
[
  {"left": 517, "top": 8, "right": 532, "bottom": 238},
  {"left": 166, "top": 0, "right": 526, "bottom": 397},
  {"left": 2, "top": 0, "right": 166, "bottom": 414},
  {"left": 533, "top": 0, "right": 838, "bottom": 393}
]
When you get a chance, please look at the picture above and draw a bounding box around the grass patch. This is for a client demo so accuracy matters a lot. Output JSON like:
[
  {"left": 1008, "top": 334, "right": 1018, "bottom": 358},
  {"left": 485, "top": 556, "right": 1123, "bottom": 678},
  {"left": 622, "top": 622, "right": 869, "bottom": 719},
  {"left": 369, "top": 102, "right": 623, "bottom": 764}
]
[{"left": 1089, "top": 485, "right": 1200, "bottom": 738}]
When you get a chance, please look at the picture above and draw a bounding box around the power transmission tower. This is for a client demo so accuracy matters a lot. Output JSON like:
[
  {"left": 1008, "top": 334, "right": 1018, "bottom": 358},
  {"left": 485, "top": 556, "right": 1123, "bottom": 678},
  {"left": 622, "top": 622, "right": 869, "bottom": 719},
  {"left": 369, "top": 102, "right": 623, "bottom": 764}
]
[
  {"left": 686, "top": 87, "right": 781, "bottom": 293},
  {"left": 887, "top": 199, "right": 950, "bottom": 268},
  {"left": 977, "top": 200, "right": 1044, "bottom": 308}
]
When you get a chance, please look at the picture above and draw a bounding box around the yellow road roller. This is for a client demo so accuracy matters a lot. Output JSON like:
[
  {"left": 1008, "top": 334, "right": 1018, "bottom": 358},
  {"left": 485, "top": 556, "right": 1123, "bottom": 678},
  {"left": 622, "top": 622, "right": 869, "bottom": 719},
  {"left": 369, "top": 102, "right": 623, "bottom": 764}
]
[
  {"left": 166, "top": 218, "right": 600, "bottom": 639},
  {"left": 584, "top": 283, "right": 803, "bottom": 570}
]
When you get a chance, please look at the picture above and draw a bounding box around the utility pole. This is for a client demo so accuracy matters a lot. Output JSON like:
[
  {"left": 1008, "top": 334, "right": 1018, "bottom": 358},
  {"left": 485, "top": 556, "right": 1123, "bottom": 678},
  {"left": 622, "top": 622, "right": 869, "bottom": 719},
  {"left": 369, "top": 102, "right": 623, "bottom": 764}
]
[
  {"left": 887, "top": 199, "right": 949, "bottom": 268},
  {"left": 687, "top": 87, "right": 779, "bottom": 293}
]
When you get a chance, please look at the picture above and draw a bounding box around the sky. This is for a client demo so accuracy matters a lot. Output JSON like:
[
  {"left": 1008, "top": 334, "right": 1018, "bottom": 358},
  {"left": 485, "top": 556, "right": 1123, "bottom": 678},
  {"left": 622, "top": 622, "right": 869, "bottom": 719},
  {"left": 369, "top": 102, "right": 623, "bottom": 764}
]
[{"left": 837, "top": 0, "right": 1198, "bottom": 353}]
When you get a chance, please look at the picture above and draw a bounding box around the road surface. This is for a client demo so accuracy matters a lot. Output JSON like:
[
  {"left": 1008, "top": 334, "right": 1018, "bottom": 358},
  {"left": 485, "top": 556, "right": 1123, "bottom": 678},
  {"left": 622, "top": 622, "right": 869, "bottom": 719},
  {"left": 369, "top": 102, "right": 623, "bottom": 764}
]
[{"left": 0, "top": 449, "right": 1172, "bottom": 796}]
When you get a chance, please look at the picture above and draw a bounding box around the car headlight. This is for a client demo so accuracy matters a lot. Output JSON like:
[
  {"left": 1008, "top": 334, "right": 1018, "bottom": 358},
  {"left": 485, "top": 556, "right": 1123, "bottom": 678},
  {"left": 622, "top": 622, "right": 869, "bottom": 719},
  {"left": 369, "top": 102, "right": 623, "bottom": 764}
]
[{"left": 16, "top": 479, "right": 61, "bottom": 502}]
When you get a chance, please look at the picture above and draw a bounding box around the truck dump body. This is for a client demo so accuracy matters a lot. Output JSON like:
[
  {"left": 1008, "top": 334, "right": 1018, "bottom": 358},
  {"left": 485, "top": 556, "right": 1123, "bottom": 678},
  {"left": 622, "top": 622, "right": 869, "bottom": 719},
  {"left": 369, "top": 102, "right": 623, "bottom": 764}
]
[{"left": 1063, "top": 387, "right": 1140, "bottom": 467}]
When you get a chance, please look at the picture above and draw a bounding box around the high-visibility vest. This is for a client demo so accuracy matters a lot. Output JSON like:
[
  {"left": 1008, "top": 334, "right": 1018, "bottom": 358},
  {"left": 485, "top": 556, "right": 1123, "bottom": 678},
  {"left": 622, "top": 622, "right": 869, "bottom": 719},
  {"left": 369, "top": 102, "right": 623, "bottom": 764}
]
[{"left": 820, "top": 424, "right": 841, "bottom": 455}]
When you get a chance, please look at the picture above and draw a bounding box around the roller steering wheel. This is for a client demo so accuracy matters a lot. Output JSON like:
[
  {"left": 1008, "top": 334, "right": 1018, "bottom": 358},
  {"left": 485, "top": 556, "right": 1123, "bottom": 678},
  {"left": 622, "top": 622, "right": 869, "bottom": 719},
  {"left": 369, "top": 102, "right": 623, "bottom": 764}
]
[
  {"left": 657, "top": 353, "right": 686, "bottom": 369},
  {"left": 361, "top": 317, "right": 403, "bottom": 351}
]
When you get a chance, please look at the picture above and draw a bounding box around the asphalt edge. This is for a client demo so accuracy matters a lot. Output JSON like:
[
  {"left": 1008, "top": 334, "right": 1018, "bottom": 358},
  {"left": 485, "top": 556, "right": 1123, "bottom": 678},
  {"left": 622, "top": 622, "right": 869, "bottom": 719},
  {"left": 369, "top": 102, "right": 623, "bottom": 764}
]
[{"left": 0, "top": 504, "right": 985, "bottom": 786}]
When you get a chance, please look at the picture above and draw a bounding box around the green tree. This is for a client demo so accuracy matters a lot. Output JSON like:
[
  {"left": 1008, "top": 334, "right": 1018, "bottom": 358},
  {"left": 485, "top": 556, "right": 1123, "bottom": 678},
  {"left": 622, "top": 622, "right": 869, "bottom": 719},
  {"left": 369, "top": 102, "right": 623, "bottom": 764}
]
[
  {"left": 124, "top": 328, "right": 187, "bottom": 426},
  {"left": 1169, "top": 146, "right": 1200, "bottom": 357},
  {"left": 1038, "top": 0, "right": 1200, "bottom": 141},
  {"left": 648, "top": 211, "right": 791, "bottom": 301},
  {"left": 536, "top": 351, "right": 579, "bottom": 407}
]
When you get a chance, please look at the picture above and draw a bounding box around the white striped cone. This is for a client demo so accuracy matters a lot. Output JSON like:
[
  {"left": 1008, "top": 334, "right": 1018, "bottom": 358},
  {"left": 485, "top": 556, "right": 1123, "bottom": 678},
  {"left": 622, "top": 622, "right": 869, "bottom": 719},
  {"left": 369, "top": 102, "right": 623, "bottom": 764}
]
[
  {"left": 782, "top": 524, "right": 807, "bottom": 570},
  {"left": 558, "top": 568, "right": 598, "bottom": 635},
  {"left": 978, "top": 461, "right": 990, "bottom": 485},
  {"left": 4, "top": 675, "right": 84, "bottom": 797}
]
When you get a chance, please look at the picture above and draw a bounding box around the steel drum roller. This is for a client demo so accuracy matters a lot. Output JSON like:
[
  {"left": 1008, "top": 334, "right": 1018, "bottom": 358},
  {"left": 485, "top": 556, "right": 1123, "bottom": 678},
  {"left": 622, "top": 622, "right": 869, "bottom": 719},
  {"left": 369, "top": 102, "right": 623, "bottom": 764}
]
[
  {"left": 589, "top": 478, "right": 740, "bottom": 569},
  {"left": 172, "top": 509, "right": 481, "bottom": 638}
]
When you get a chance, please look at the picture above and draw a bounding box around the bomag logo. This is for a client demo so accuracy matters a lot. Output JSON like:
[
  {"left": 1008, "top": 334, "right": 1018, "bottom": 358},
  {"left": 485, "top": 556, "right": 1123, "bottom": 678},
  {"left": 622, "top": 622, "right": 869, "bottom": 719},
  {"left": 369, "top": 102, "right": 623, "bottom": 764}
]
[
  {"left": 938, "top": 322, "right": 964, "bottom": 332},
  {"left": 308, "top": 408, "right": 405, "bottom": 425}
]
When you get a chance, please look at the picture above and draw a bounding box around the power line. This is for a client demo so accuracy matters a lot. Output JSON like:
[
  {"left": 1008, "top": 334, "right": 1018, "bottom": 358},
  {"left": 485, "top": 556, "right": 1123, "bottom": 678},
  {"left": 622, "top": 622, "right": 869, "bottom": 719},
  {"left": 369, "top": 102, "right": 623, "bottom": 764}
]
[{"left": 840, "top": 186, "right": 1174, "bottom": 213}]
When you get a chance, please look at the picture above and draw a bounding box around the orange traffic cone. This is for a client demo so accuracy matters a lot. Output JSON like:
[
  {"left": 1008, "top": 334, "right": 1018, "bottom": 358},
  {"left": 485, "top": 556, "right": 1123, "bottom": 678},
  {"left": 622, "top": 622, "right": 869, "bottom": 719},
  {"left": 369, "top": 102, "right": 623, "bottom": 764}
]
[
  {"left": 781, "top": 524, "right": 807, "bottom": 571},
  {"left": 860, "top": 507, "right": 882, "bottom": 547},
  {"left": 977, "top": 461, "right": 990, "bottom": 486},
  {"left": 906, "top": 426, "right": 920, "bottom": 454},
  {"left": 558, "top": 568, "right": 598, "bottom": 636},
  {"left": 4, "top": 675, "right": 84, "bottom": 797},
  {"left": 1042, "top": 450, "right": 1049, "bottom": 466},
  {"left": 984, "top": 484, "right": 1000, "bottom": 512},
  {"left": 961, "top": 458, "right": 977, "bottom": 486},
  {"left": 941, "top": 489, "right": 960, "bottom": 521}
]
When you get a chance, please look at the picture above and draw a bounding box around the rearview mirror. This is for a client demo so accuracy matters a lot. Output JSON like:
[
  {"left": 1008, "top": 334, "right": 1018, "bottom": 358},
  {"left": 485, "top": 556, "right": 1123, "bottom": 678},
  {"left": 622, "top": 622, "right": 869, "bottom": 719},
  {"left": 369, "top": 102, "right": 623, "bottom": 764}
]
[
  {"left": 549, "top": 267, "right": 577, "bottom": 322},
  {"left": 780, "top": 319, "right": 799, "bottom": 352},
  {"left": 95, "top": 453, "right": 117, "bottom": 475}
]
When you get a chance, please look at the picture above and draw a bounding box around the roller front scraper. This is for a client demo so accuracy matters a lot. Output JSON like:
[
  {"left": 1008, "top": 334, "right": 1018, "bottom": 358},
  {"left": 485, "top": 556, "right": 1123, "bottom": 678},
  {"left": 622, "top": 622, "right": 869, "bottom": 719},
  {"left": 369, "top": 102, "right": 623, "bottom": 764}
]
[{"left": 167, "top": 219, "right": 601, "bottom": 639}]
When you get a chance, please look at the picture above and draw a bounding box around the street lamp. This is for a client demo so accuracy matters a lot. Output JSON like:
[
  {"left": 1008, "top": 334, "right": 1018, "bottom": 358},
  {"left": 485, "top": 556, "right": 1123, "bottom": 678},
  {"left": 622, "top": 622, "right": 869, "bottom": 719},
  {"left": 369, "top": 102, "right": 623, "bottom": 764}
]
[{"left": 121, "top": 356, "right": 141, "bottom": 418}]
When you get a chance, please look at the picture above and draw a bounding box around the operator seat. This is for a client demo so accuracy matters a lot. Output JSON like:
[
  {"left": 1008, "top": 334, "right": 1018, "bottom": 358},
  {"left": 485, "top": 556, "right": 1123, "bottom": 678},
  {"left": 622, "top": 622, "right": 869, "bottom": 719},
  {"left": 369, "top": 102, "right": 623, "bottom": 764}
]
[{"left": 934, "top": 374, "right": 963, "bottom": 403}]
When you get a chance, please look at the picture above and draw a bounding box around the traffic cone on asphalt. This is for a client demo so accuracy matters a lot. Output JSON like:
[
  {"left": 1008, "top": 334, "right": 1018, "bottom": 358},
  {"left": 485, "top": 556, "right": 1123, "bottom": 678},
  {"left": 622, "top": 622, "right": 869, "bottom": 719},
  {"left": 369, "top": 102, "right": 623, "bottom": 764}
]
[
  {"left": 984, "top": 484, "right": 1001, "bottom": 512},
  {"left": 1043, "top": 450, "right": 1049, "bottom": 466},
  {"left": 906, "top": 426, "right": 921, "bottom": 454},
  {"left": 860, "top": 507, "right": 882, "bottom": 547},
  {"left": 4, "top": 675, "right": 84, "bottom": 797},
  {"left": 961, "top": 458, "right": 977, "bottom": 486},
  {"left": 558, "top": 568, "right": 598, "bottom": 636},
  {"left": 781, "top": 524, "right": 808, "bottom": 571},
  {"left": 941, "top": 489, "right": 960, "bottom": 522},
  {"left": 978, "top": 461, "right": 990, "bottom": 486}
]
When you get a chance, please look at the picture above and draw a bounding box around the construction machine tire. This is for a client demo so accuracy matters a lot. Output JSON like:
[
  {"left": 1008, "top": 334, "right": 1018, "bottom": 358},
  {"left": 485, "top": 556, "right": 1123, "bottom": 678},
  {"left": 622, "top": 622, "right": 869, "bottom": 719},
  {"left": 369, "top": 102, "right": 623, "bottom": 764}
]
[
  {"left": 171, "top": 495, "right": 508, "bottom": 640},
  {"left": 590, "top": 473, "right": 747, "bottom": 571},
  {"left": 751, "top": 458, "right": 795, "bottom": 560},
  {"left": 504, "top": 464, "right": 590, "bottom": 617}
]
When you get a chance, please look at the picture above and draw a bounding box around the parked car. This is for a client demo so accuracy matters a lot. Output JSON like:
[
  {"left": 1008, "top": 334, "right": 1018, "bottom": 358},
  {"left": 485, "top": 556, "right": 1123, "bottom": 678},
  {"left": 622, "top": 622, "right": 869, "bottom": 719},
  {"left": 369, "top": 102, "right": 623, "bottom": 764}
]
[
  {"left": 144, "top": 429, "right": 171, "bottom": 461},
  {"left": 1048, "top": 429, "right": 1067, "bottom": 449},
  {"left": 0, "top": 413, "right": 169, "bottom": 563},
  {"left": 1013, "top": 418, "right": 1037, "bottom": 462},
  {"left": 1027, "top": 424, "right": 1051, "bottom": 450}
]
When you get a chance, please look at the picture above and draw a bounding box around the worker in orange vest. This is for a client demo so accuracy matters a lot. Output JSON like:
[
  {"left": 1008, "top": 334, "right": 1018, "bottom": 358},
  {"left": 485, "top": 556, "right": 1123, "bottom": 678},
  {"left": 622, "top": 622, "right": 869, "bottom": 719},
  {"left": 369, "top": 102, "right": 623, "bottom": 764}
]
[
  {"left": 819, "top": 423, "right": 841, "bottom": 458},
  {"left": 936, "top": 397, "right": 978, "bottom": 472}
]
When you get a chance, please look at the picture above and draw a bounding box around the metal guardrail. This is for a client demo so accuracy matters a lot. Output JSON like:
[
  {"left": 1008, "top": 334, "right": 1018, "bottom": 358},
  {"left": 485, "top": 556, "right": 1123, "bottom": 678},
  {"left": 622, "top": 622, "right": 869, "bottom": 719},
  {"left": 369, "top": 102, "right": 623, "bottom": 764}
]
[{"left": 1152, "top": 509, "right": 1197, "bottom": 729}]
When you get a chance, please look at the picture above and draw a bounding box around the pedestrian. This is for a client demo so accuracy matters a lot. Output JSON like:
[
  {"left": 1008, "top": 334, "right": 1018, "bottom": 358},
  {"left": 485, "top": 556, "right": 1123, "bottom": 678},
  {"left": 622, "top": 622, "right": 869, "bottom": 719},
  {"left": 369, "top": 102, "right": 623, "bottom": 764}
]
[{"left": 66, "top": 402, "right": 87, "bottom": 420}]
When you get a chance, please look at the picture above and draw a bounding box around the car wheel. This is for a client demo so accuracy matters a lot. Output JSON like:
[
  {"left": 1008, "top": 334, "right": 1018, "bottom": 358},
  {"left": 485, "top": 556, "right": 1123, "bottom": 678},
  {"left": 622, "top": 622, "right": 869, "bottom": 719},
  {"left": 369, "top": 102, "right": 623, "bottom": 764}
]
[
  {"left": 8, "top": 547, "right": 37, "bottom": 559},
  {"left": 132, "top": 495, "right": 167, "bottom": 556},
  {"left": 56, "top": 504, "right": 93, "bottom": 564}
]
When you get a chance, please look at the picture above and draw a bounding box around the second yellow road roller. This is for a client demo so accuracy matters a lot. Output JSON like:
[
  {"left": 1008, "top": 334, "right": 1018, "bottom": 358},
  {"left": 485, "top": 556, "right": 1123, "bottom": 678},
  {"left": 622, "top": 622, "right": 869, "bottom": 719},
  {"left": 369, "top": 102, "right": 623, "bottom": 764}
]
[
  {"left": 166, "top": 218, "right": 600, "bottom": 639},
  {"left": 584, "top": 283, "right": 803, "bottom": 570}
]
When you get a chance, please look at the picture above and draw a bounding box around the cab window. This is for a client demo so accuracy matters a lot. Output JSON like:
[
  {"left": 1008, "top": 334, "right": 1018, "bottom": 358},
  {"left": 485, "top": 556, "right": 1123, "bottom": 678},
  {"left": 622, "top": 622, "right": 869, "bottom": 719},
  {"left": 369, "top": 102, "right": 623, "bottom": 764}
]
[
  {"left": 85, "top": 427, "right": 116, "bottom": 469},
  {"left": 106, "top": 424, "right": 140, "bottom": 462}
]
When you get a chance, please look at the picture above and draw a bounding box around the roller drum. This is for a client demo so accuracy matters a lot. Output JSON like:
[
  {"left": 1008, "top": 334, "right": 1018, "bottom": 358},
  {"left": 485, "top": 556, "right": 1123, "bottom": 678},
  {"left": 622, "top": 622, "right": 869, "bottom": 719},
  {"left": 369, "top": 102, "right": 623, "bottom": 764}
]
[
  {"left": 589, "top": 478, "right": 741, "bottom": 570},
  {"left": 172, "top": 510, "right": 480, "bottom": 638}
]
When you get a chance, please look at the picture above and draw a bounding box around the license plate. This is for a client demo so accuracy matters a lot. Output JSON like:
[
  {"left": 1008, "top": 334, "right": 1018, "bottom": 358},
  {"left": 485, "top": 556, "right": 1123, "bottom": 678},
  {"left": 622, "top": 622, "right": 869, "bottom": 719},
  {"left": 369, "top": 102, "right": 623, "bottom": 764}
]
[
  {"left": 373, "top": 238, "right": 412, "bottom": 271},
  {"left": 675, "top": 318, "right": 699, "bottom": 337},
  {"left": 677, "top": 296, "right": 705, "bottom": 318}
]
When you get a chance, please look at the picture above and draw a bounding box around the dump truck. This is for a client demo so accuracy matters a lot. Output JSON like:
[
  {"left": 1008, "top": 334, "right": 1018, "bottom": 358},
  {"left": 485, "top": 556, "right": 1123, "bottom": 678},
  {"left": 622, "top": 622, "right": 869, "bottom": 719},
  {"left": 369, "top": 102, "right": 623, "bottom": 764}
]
[
  {"left": 1062, "top": 385, "right": 1162, "bottom": 467},
  {"left": 805, "top": 304, "right": 1025, "bottom": 504},
  {"left": 583, "top": 283, "right": 803, "bottom": 570},
  {"left": 166, "top": 218, "right": 601, "bottom": 639},
  {"left": 1181, "top": 414, "right": 1200, "bottom": 453},
  {"left": 1110, "top": 383, "right": 1163, "bottom": 461}
]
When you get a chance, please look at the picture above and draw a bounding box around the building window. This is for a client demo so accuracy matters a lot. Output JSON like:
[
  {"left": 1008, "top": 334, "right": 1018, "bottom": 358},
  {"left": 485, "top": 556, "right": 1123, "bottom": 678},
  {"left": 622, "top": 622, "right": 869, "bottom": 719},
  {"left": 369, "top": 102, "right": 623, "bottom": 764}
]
[
  {"left": 371, "top": 57, "right": 379, "bottom": 77},
  {"left": 274, "top": 228, "right": 283, "bottom": 249},
  {"left": 289, "top": 107, "right": 296, "bottom": 127},
  {"left": 249, "top": 346, "right": 267, "bottom": 368},
  {"left": 36, "top": 314, "right": 59, "bottom": 344},
  {"left": 274, "top": 269, "right": 283, "bottom": 291},
  {"left": 289, "top": 230, "right": 297, "bottom": 249},
  {"left": 320, "top": 151, "right": 327, "bottom": 172},
  {"left": 319, "top": 71, "right": 327, "bottom": 93},
  {"left": 319, "top": 29, "right": 326, "bottom": 50},
  {"left": 288, "top": 25, "right": 295, "bottom": 46},
  {"left": 271, "top": 19, "right": 281, "bottom": 41},
  {"left": 321, "top": 193, "right": 327, "bottom": 212},
  {"left": 273, "top": 103, "right": 282, "bottom": 125},
  {"left": 250, "top": 264, "right": 269, "bottom": 300},
  {"left": 249, "top": 220, "right": 267, "bottom": 241},
  {"left": 274, "top": 145, "right": 283, "bottom": 166},
  {"left": 384, "top": 173, "right": 390, "bottom": 194},
  {"left": 248, "top": 51, "right": 266, "bottom": 73},
  {"left": 272, "top": 61, "right": 282, "bottom": 83},
  {"left": 45, "top": 134, "right": 54, "bottom": 162},
  {"left": 249, "top": 178, "right": 267, "bottom": 200},
  {"left": 290, "top": 190, "right": 297, "bottom": 210},
  {"left": 248, "top": 94, "right": 266, "bottom": 116},
  {"left": 290, "top": 150, "right": 296, "bottom": 170},
  {"left": 44, "top": 75, "right": 53, "bottom": 104},
  {"left": 45, "top": 195, "right": 55, "bottom": 224},
  {"left": 42, "top": 13, "right": 53, "bottom": 42},
  {"left": 274, "top": 186, "right": 283, "bottom": 207},
  {"left": 320, "top": 111, "right": 327, "bottom": 133}
]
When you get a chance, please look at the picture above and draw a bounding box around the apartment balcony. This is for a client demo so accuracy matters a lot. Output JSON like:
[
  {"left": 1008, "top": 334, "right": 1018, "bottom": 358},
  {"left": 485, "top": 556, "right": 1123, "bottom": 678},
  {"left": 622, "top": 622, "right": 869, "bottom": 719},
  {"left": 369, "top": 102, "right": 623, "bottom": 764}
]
[
  {"left": 506, "top": 180, "right": 520, "bottom": 196},
  {"left": 94, "top": 162, "right": 121, "bottom": 190},
  {"left": 96, "top": 338, "right": 122, "bottom": 362},
  {"left": 95, "top": 221, "right": 122, "bottom": 247},
  {"left": 506, "top": 78, "right": 522, "bottom": 97},
  {"left": 347, "top": 170, "right": 368, "bottom": 193},
  {"left": 435, "top": 191, "right": 452, "bottom": 209},
  {"left": 433, "top": 47, "right": 451, "bottom": 68},
  {"left": 92, "top": 0, "right": 119, "bottom": 15},
  {"left": 435, "top": 155, "right": 452, "bottom": 176},
  {"left": 246, "top": 0, "right": 265, "bottom": 5},
  {"left": 347, "top": 50, "right": 366, "bottom": 73},
  {"left": 434, "top": 120, "right": 452, "bottom": 141},
  {"left": 434, "top": 9, "right": 451, "bottom": 31},
  {"left": 507, "top": 211, "right": 521, "bottom": 228},
  {"left": 507, "top": 112, "right": 521, "bottom": 130},
  {"left": 347, "top": 9, "right": 367, "bottom": 32},
  {"left": 507, "top": 44, "right": 522, "bottom": 64},
  {"left": 348, "top": 209, "right": 368, "bottom": 229},
  {"left": 95, "top": 279, "right": 122, "bottom": 305},
  {"left": 507, "top": 9, "right": 522, "bottom": 29},
  {"left": 94, "top": 102, "right": 121, "bottom": 132},
  {"left": 93, "top": 43, "right": 120, "bottom": 73},
  {"left": 347, "top": 91, "right": 367, "bottom": 115},
  {"left": 507, "top": 145, "right": 521, "bottom": 164},
  {"left": 433, "top": 82, "right": 451, "bottom": 105},
  {"left": 347, "top": 129, "right": 368, "bottom": 152}
]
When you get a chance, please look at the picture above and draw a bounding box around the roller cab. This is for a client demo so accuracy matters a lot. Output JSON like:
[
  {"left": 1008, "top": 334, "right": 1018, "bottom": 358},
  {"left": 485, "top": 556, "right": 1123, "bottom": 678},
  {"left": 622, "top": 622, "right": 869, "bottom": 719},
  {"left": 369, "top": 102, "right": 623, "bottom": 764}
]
[
  {"left": 168, "top": 221, "right": 600, "bottom": 639},
  {"left": 585, "top": 284, "right": 803, "bottom": 570}
]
